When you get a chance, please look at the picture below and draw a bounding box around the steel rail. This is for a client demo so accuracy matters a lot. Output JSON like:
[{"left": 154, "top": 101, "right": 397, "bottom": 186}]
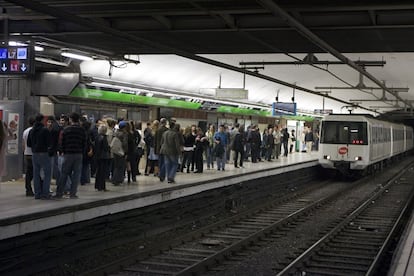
[
  {"left": 277, "top": 161, "right": 414, "bottom": 276},
  {"left": 81, "top": 180, "right": 327, "bottom": 276},
  {"left": 118, "top": 179, "right": 366, "bottom": 276}
]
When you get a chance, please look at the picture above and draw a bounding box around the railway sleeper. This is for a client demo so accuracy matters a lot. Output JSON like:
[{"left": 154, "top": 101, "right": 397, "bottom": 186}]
[
  {"left": 322, "top": 245, "right": 379, "bottom": 255},
  {"left": 342, "top": 229, "right": 386, "bottom": 236},
  {"left": 328, "top": 241, "right": 382, "bottom": 250},
  {"left": 165, "top": 251, "right": 210, "bottom": 258},
  {"left": 306, "top": 262, "right": 368, "bottom": 272},
  {"left": 231, "top": 224, "right": 268, "bottom": 230},
  {"left": 203, "top": 234, "right": 245, "bottom": 241},
  {"left": 122, "top": 266, "right": 176, "bottom": 275},
  {"left": 317, "top": 251, "right": 375, "bottom": 260},
  {"left": 173, "top": 247, "right": 217, "bottom": 254},
  {"left": 151, "top": 256, "right": 200, "bottom": 264},
  {"left": 302, "top": 267, "right": 362, "bottom": 276},
  {"left": 311, "top": 255, "right": 372, "bottom": 266},
  {"left": 332, "top": 237, "right": 384, "bottom": 246},
  {"left": 138, "top": 260, "right": 189, "bottom": 269}
]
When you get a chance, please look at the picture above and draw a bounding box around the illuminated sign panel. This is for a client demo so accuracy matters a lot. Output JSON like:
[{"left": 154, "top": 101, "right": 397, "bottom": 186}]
[
  {"left": 215, "top": 88, "right": 248, "bottom": 99},
  {"left": 272, "top": 102, "right": 297, "bottom": 116},
  {"left": 0, "top": 46, "right": 33, "bottom": 74}
]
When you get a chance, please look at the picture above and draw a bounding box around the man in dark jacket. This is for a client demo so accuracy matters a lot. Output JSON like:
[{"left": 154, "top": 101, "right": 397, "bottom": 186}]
[
  {"left": 159, "top": 124, "right": 182, "bottom": 183},
  {"left": 233, "top": 125, "right": 245, "bottom": 168},
  {"left": 28, "top": 114, "right": 52, "bottom": 199},
  {"left": 154, "top": 118, "right": 169, "bottom": 177},
  {"left": 54, "top": 112, "right": 86, "bottom": 199}
]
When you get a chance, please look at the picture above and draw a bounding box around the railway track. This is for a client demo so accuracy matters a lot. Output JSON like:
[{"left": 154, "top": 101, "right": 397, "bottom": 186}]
[
  {"left": 89, "top": 180, "right": 364, "bottom": 275},
  {"left": 278, "top": 165, "right": 414, "bottom": 276},
  {"left": 82, "top": 161, "right": 414, "bottom": 276}
]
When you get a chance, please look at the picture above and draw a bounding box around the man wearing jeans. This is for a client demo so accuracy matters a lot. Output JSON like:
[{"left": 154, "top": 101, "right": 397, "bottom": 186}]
[
  {"left": 23, "top": 116, "right": 35, "bottom": 196},
  {"left": 54, "top": 112, "right": 86, "bottom": 199},
  {"left": 159, "top": 124, "right": 182, "bottom": 183},
  {"left": 27, "top": 114, "right": 52, "bottom": 200}
]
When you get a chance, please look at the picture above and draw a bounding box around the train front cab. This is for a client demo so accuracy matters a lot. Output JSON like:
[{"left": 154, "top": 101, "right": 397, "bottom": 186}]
[{"left": 319, "top": 119, "right": 370, "bottom": 175}]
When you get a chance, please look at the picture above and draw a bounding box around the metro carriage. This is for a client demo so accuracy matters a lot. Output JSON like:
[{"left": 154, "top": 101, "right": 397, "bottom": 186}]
[{"left": 318, "top": 114, "right": 413, "bottom": 177}]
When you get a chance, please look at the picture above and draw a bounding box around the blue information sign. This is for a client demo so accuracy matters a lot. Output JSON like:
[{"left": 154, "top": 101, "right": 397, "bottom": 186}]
[{"left": 0, "top": 46, "right": 33, "bottom": 74}]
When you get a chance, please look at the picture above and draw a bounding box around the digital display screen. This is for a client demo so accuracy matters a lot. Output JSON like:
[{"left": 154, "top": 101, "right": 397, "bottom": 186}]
[
  {"left": 272, "top": 102, "right": 297, "bottom": 116},
  {"left": 0, "top": 45, "right": 33, "bottom": 74}
]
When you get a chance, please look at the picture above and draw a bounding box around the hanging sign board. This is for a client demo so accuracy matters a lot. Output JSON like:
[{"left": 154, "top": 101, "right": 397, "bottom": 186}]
[
  {"left": 0, "top": 45, "right": 34, "bottom": 75},
  {"left": 314, "top": 109, "right": 333, "bottom": 115},
  {"left": 272, "top": 102, "right": 297, "bottom": 116},
  {"left": 215, "top": 88, "right": 248, "bottom": 99}
]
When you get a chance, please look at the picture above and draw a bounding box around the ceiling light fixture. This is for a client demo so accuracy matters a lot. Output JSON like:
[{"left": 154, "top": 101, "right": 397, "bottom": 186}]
[
  {"left": 35, "top": 57, "right": 69, "bottom": 67},
  {"left": 61, "top": 51, "right": 93, "bottom": 61},
  {"left": 8, "top": 41, "right": 27, "bottom": 46}
]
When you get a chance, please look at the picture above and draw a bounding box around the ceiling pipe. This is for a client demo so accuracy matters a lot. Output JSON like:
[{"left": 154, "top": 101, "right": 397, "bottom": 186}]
[
  {"left": 257, "top": 0, "right": 412, "bottom": 109},
  {"left": 5, "top": 0, "right": 376, "bottom": 113}
]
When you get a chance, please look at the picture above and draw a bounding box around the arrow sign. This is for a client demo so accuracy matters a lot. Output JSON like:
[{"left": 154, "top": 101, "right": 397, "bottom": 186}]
[
  {"left": 21, "top": 63, "right": 27, "bottom": 71},
  {"left": 1, "top": 63, "right": 7, "bottom": 72}
]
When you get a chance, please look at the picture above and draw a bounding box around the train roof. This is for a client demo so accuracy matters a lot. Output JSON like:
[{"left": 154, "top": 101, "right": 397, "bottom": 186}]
[{"left": 322, "top": 114, "right": 412, "bottom": 128}]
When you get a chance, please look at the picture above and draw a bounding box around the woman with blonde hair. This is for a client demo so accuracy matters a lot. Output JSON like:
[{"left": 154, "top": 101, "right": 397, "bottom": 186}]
[{"left": 181, "top": 125, "right": 195, "bottom": 173}]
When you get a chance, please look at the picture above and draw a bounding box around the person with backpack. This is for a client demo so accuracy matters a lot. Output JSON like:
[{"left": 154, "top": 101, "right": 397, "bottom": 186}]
[{"left": 94, "top": 125, "right": 111, "bottom": 191}]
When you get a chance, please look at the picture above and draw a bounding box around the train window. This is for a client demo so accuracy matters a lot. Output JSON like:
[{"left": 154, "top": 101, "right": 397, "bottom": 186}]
[{"left": 320, "top": 121, "right": 367, "bottom": 145}]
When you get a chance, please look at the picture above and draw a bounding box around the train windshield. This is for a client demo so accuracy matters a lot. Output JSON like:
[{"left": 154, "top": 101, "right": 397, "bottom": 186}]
[{"left": 320, "top": 121, "right": 368, "bottom": 145}]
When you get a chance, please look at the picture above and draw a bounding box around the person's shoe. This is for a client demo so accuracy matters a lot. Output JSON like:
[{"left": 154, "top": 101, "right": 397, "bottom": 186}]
[
  {"left": 159, "top": 177, "right": 165, "bottom": 182},
  {"left": 167, "top": 179, "right": 175, "bottom": 184},
  {"left": 69, "top": 195, "right": 79, "bottom": 199},
  {"left": 234, "top": 166, "right": 239, "bottom": 168},
  {"left": 26, "top": 191, "right": 34, "bottom": 197}
]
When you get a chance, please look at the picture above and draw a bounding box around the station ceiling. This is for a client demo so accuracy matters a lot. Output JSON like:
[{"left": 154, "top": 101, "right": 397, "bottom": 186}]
[{"left": 2, "top": 0, "right": 414, "bottom": 120}]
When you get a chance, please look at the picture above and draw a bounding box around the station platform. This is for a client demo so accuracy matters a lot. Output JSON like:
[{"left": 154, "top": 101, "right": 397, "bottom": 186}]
[
  {"left": 388, "top": 202, "right": 414, "bottom": 276},
  {"left": 0, "top": 152, "right": 319, "bottom": 241}
]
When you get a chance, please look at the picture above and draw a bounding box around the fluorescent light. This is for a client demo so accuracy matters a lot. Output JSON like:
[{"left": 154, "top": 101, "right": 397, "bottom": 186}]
[
  {"left": 61, "top": 52, "right": 93, "bottom": 61},
  {"left": 9, "top": 41, "right": 27, "bottom": 46},
  {"left": 35, "top": 57, "right": 69, "bottom": 67},
  {"left": 35, "top": 46, "right": 44, "bottom": 51}
]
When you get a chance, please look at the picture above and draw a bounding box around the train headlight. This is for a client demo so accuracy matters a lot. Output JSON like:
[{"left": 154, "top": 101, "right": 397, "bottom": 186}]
[
  {"left": 355, "top": 156, "right": 362, "bottom": 161},
  {"left": 324, "top": 155, "right": 331, "bottom": 160}
]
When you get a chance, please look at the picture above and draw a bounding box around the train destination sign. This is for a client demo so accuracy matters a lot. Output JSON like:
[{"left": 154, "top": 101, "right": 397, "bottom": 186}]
[{"left": 0, "top": 46, "right": 33, "bottom": 75}]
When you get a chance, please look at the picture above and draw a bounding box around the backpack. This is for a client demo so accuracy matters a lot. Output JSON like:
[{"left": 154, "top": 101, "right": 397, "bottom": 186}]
[
  {"left": 215, "top": 143, "right": 225, "bottom": 158},
  {"left": 134, "top": 130, "right": 143, "bottom": 157}
]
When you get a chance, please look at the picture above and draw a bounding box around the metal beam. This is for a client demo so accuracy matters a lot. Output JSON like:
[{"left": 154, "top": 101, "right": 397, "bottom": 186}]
[
  {"left": 256, "top": 0, "right": 412, "bottom": 109},
  {"left": 240, "top": 60, "right": 386, "bottom": 67},
  {"left": 316, "top": 86, "right": 409, "bottom": 92}
]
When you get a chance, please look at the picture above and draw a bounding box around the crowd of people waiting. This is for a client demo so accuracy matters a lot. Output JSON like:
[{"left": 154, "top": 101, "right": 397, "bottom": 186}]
[{"left": 21, "top": 112, "right": 317, "bottom": 200}]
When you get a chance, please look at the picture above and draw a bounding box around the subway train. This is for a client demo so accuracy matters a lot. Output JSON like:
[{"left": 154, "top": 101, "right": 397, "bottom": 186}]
[{"left": 318, "top": 114, "right": 413, "bottom": 177}]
